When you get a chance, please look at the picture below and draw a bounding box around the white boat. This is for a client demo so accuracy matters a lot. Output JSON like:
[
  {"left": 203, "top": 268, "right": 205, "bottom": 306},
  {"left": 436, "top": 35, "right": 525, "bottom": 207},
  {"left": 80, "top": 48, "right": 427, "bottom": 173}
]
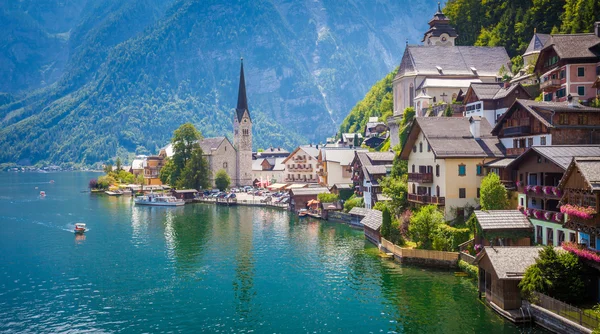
[
  {"left": 105, "top": 190, "right": 123, "bottom": 196},
  {"left": 74, "top": 223, "right": 87, "bottom": 233},
  {"left": 134, "top": 193, "right": 185, "bottom": 206}
]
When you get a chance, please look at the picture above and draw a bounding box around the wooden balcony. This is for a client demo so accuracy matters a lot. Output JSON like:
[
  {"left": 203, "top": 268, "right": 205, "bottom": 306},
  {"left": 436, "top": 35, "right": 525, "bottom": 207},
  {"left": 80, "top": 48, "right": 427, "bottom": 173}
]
[
  {"left": 540, "top": 79, "right": 561, "bottom": 91},
  {"left": 408, "top": 173, "right": 433, "bottom": 183},
  {"left": 408, "top": 194, "right": 445, "bottom": 205},
  {"left": 502, "top": 125, "right": 531, "bottom": 137},
  {"left": 506, "top": 147, "right": 527, "bottom": 156}
]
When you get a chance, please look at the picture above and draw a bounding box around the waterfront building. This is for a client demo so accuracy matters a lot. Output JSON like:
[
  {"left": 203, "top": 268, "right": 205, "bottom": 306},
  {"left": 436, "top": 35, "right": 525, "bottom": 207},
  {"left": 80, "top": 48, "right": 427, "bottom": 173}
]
[
  {"left": 491, "top": 98, "right": 600, "bottom": 157},
  {"left": 535, "top": 23, "right": 600, "bottom": 103},
  {"left": 130, "top": 157, "right": 145, "bottom": 177},
  {"left": 281, "top": 145, "right": 320, "bottom": 184},
  {"left": 288, "top": 187, "right": 329, "bottom": 212},
  {"left": 361, "top": 209, "right": 383, "bottom": 245},
  {"left": 350, "top": 151, "right": 395, "bottom": 209},
  {"left": 317, "top": 148, "right": 368, "bottom": 188},
  {"left": 160, "top": 59, "right": 253, "bottom": 187},
  {"left": 399, "top": 117, "right": 505, "bottom": 221},
  {"left": 505, "top": 146, "right": 600, "bottom": 245},
  {"left": 251, "top": 157, "right": 285, "bottom": 185},
  {"left": 388, "top": 5, "right": 510, "bottom": 147},
  {"left": 463, "top": 82, "right": 532, "bottom": 126},
  {"left": 473, "top": 210, "right": 533, "bottom": 247},
  {"left": 142, "top": 156, "right": 164, "bottom": 185},
  {"left": 474, "top": 247, "right": 542, "bottom": 312},
  {"left": 557, "top": 156, "right": 600, "bottom": 250}
]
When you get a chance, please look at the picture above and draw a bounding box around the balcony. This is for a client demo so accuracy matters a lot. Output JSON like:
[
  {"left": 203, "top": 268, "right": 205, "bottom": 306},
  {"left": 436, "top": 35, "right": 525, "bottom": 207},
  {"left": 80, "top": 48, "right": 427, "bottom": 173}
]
[
  {"left": 408, "top": 194, "right": 445, "bottom": 205},
  {"left": 501, "top": 180, "right": 516, "bottom": 191},
  {"left": 506, "top": 147, "right": 527, "bottom": 156},
  {"left": 540, "top": 79, "right": 561, "bottom": 91},
  {"left": 519, "top": 184, "right": 562, "bottom": 199},
  {"left": 408, "top": 173, "right": 433, "bottom": 183},
  {"left": 525, "top": 207, "right": 563, "bottom": 223},
  {"left": 502, "top": 125, "right": 531, "bottom": 137},
  {"left": 293, "top": 156, "right": 307, "bottom": 162}
]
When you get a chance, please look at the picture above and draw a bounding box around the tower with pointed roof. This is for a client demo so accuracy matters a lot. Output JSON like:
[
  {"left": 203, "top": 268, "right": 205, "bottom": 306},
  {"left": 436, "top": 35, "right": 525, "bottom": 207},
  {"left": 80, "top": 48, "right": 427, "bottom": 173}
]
[
  {"left": 233, "top": 58, "right": 253, "bottom": 186},
  {"left": 422, "top": 2, "right": 457, "bottom": 46}
]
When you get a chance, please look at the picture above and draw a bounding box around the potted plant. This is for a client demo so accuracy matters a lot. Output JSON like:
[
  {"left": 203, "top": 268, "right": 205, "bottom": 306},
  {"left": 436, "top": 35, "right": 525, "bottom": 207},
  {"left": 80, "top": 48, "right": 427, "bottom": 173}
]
[
  {"left": 552, "top": 187, "right": 562, "bottom": 197},
  {"left": 553, "top": 212, "right": 564, "bottom": 223},
  {"left": 544, "top": 211, "right": 553, "bottom": 221},
  {"left": 533, "top": 209, "right": 543, "bottom": 219},
  {"left": 560, "top": 204, "right": 597, "bottom": 220}
]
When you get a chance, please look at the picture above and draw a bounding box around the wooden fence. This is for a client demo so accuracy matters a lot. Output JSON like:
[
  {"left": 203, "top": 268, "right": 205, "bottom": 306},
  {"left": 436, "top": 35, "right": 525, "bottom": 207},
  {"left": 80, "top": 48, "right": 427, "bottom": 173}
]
[
  {"left": 381, "top": 238, "right": 459, "bottom": 264},
  {"left": 532, "top": 292, "right": 600, "bottom": 330}
]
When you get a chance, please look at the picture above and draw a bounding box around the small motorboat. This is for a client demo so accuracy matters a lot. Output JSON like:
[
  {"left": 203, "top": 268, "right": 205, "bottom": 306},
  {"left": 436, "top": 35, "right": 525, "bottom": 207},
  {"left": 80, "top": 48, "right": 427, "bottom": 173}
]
[
  {"left": 74, "top": 223, "right": 87, "bottom": 233},
  {"left": 298, "top": 209, "right": 308, "bottom": 218},
  {"left": 49, "top": 180, "right": 55, "bottom": 184},
  {"left": 40, "top": 191, "right": 46, "bottom": 197},
  {"left": 134, "top": 193, "right": 185, "bottom": 206},
  {"left": 105, "top": 190, "right": 123, "bottom": 196}
]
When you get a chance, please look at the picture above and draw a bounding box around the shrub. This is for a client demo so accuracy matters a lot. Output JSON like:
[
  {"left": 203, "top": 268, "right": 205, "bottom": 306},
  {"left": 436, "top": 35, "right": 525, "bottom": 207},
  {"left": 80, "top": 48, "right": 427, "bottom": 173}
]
[
  {"left": 433, "top": 224, "right": 471, "bottom": 252},
  {"left": 343, "top": 197, "right": 363, "bottom": 212},
  {"left": 318, "top": 193, "right": 339, "bottom": 203},
  {"left": 458, "top": 260, "right": 478, "bottom": 280},
  {"left": 409, "top": 205, "right": 444, "bottom": 249},
  {"left": 480, "top": 172, "right": 508, "bottom": 210}
]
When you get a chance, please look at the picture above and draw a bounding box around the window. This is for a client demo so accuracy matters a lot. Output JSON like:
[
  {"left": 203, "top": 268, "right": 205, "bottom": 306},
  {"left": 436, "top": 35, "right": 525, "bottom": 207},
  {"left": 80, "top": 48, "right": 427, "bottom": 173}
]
[
  {"left": 412, "top": 164, "right": 415, "bottom": 173},
  {"left": 413, "top": 145, "right": 417, "bottom": 153},
  {"left": 577, "top": 67, "right": 585, "bottom": 77},
  {"left": 223, "top": 162, "right": 228, "bottom": 168},
  {"left": 551, "top": 73, "right": 556, "bottom": 80},
  {"left": 558, "top": 231, "right": 565, "bottom": 245},
  {"left": 412, "top": 183, "right": 416, "bottom": 194},
  {"left": 559, "top": 70, "right": 565, "bottom": 79},
  {"left": 436, "top": 185, "right": 440, "bottom": 197},
  {"left": 577, "top": 86, "right": 585, "bottom": 97},
  {"left": 435, "top": 165, "right": 440, "bottom": 177},
  {"left": 528, "top": 138, "right": 533, "bottom": 147},
  {"left": 559, "top": 114, "right": 569, "bottom": 125},
  {"left": 547, "top": 228, "right": 554, "bottom": 245},
  {"left": 536, "top": 226, "right": 543, "bottom": 243},
  {"left": 578, "top": 114, "right": 588, "bottom": 125},
  {"left": 459, "top": 188, "right": 466, "bottom": 198},
  {"left": 556, "top": 88, "right": 566, "bottom": 98},
  {"left": 544, "top": 93, "right": 553, "bottom": 101},
  {"left": 427, "top": 143, "right": 431, "bottom": 152},
  {"left": 477, "top": 188, "right": 480, "bottom": 198},
  {"left": 570, "top": 232, "right": 577, "bottom": 242},
  {"left": 476, "top": 165, "right": 483, "bottom": 176},
  {"left": 540, "top": 136, "right": 546, "bottom": 145},
  {"left": 520, "top": 198, "right": 524, "bottom": 206},
  {"left": 419, "top": 142, "right": 423, "bottom": 152},
  {"left": 597, "top": 66, "right": 600, "bottom": 76},
  {"left": 458, "top": 164, "right": 466, "bottom": 176}
]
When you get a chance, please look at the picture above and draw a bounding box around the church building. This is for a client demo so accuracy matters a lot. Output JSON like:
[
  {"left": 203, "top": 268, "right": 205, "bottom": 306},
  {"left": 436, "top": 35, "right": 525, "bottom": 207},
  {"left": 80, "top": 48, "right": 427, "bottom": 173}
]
[{"left": 160, "top": 59, "right": 253, "bottom": 187}]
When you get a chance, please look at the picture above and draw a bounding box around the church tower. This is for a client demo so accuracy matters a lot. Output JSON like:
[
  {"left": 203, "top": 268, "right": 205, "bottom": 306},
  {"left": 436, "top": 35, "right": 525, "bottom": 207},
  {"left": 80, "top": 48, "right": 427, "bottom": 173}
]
[
  {"left": 422, "top": 2, "right": 457, "bottom": 46},
  {"left": 233, "top": 58, "right": 253, "bottom": 186}
]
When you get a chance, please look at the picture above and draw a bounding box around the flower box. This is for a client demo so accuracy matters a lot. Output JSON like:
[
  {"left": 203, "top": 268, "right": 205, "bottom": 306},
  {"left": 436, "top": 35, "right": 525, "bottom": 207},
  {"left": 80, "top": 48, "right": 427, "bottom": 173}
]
[
  {"left": 544, "top": 211, "right": 553, "bottom": 221},
  {"left": 533, "top": 210, "right": 543, "bottom": 219},
  {"left": 543, "top": 186, "right": 553, "bottom": 195},
  {"left": 563, "top": 242, "right": 600, "bottom": 263},
  {"left": 560, "top": 204, "right": 597, "bottom": 220},
  {"left": 553, "top": 212, "right": 564, "bottom": 223},
  {"left": 516, "top": 181, "right": 522, "bottom": 187},
  {"left": 552, "top": 188, "right": 562, "bottom": 197},
  {"left": 533, "top": 185, "right": 542, "bottom": 194},
  {"left": 526, "top": 208, "right": 533, "bottom": 217}
]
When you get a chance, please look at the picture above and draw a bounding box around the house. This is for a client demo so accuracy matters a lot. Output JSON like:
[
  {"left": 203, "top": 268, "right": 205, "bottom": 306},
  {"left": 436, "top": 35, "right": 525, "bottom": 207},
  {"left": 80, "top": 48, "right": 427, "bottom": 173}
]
[
  {"left": 535, "top": 23, "right": 600, "bottom": 103},
  {"left": 388, "top": 5, "right": 511, "bottom": 147},
  {"left": 348, "top": 207, "right": 372, "bottom": 227},
  {"left": 317, "top": 148, "right": 367, "bottom": 187},
  {"left": 505, "top": 146, "right": 600, "bottom": 245},
  {"left": 364, "top": 117, "right": 388, "bottom": 138},
  {"left": 289, "top": 187, "right": 329, "bottom": 212},
  {"left": 557, "top": 156, "right": 600, "bottom": 250},
  {"left": 400, "top": 117, "right": 505, "bottom": 220},
  {"left": 491, "top": 98, "right": 600, "bottom": 157},
  {"left": 473, "top": 210, "right": 533, "bottom": 247},
  {"left": 130, "top": 157, "right": 145, "bottom": 176},
  {"left": 361, "top": 209, "right": 383, "bottom": 245},
  {"left": 511, "top": 32, "right": 550, "bottom": 86},
  {"left": 463, "top": 82, "right": 532, "bottom": 126},
  {"left": 329, "top": 183, "right": 353, "bottom": 200},
  {"left": 339, "top": 133, "right": 364, "bottom": 148},
  {"left": 252, "top": 157, "right": 285, "bottom": 185},
  {"left": 474, "top": 246, "right": 542, "bottom": 312},
  {"left": 143, "top": 156, "right": 164, "bottom": 185},
  {"left": 281, "top": 145, "right": 320, "bottom": 184},
  {"left": 171, "top": 189, "right": 198, "bottom": 202},
  {"left": 253, "top": 147, "right": 290, "bottom": 159},
  {"left": 350, "top": 151, "right": 395, "bottom": 209}
]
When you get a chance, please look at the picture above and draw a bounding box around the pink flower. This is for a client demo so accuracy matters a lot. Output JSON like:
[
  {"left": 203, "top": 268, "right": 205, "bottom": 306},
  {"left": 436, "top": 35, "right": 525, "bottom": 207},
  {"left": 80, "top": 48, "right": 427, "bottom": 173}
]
[
  {"left": 544, "top": 211, "right": 553, "bottom": 221},
  {"left": 560, "top": 204, "right": 597, "bottom": 220},
  {"left": 563, "top": 242, "right": 600, "bottom": 263},
  {"left": 553, "top": 212, "right": 564, "bottom": 223}
]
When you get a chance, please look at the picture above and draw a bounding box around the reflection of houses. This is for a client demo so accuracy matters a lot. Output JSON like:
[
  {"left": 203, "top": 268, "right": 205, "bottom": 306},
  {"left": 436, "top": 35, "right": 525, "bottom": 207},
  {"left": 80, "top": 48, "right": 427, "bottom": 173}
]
[
  {"left": 491, "top": 99, "right": 600, "bottom": 157},
  {"left": 557, "top": 157, "right": 600, "bottom": 250},
  {"left": 463, "top": 82, "right": 532, "bottom": 126},
  {"left": 289, "top": 187, "right": 329, "bottom": 212},
  {"left": 474, "top": 246, "right": 542, "bottom": 312},
  {"left": 317, "top": 148, "right": 367, "bottom": 188},
  {"left": 281, "top": 145, "right": 320, "bottom": 184},
  {"left": 535, "top": 24, "right": 600, "bottom": 103},
  {"left": 252, "top": 157, "right": 285, "bottom": 185},
  {"left": 473, "top": 210, "right": 532, "bottom": 246},
  {"left": 350, "top": 151, "right": 395, "bottom": 209},
  {"left": 506, "top": 146, "right": 600, "bottom": 245},
  {"left": 400, "top": 117, "right": 505, "bottom": 220},
  {"left": 388, "top": 5, "right": 510, "bottom": 147}
]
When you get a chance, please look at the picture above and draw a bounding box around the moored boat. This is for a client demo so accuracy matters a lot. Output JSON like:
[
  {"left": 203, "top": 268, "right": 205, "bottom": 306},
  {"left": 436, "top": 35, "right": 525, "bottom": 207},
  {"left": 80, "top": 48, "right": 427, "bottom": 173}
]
[
  {"left": 40, "top": 191, "right": 46, "bottom": 197},
  {"left": 298, "top": 209, "right": 308, "bottom": 217},
  {"left": 105, "top": 190, "right": 123, "bottom": 196},
  {"left": 134, "top": 193, "right": 185, "bottom": 206},
  {"left": 74, "top": 223, "right": 87, "bottom": 233}
]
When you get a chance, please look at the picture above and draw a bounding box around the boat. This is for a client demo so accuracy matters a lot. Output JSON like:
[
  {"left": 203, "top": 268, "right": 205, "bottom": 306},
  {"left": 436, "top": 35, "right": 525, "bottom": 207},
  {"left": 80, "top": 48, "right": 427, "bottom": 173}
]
[
  {"left": 105, "top": 190, "right": 123, "bottom": 196},
  {"left": 298, "top": 209, "right": 308, "bottom": 218},
  {"left": 74, "top": 223, "right": 87, "bottom": 233},
  {"left": 134, "top": 193, "right": 185, "bottom": 206},
  {"left": 40, "top": 191, "right": 46, "bottom": 197}
]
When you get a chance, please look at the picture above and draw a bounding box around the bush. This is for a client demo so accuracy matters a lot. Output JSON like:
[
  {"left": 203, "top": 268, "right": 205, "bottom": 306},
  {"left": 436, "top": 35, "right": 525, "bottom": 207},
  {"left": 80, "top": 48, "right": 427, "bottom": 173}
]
[
  {"left": 89, "top": 179, "right": 98, "bottom": 189},
  {"left": 380, "top": 206, "right": 392, "bottom": 239},
  {"left": 214, "top": 169, "right": 231, "bottom": 191},
  {"left": 480, "top": 172, "right": 508, "bottom": 210},
  {"left": 458, "top": 260, "right": 478, "bottom": 280},
  {"left": 433, "top": 224, "right": 471, "bottom": 252},
  {"left": 343, "top": 197, "right": 363, "bottom": 212},
  {"left": 318, "top": 193, "right": 339, "bottom": 203},
  {"left": 97, "top": 175, "right": 116, "bottom": 189},
  {"left": 409, "top": 205, "right": 444, "bottom": 249},
  {"left": 388, "top": 220, "right": 405, "bottom": 246}
]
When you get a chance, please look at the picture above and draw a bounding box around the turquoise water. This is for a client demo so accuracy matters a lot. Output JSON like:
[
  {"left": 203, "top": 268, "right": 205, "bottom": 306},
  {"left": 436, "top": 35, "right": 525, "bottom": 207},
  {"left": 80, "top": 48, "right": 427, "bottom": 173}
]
[{"left": 0, "top": 172, "right": 543, "bottom": 333}]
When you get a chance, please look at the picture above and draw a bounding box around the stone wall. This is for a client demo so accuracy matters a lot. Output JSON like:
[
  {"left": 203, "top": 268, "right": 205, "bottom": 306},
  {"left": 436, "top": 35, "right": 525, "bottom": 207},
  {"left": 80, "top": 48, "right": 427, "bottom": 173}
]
[
  {"left": 207, "top": 140, "right": 237, "bottom": 188},
  {"left": 526, "top": 303, "right": 592, "bottom": 334}
]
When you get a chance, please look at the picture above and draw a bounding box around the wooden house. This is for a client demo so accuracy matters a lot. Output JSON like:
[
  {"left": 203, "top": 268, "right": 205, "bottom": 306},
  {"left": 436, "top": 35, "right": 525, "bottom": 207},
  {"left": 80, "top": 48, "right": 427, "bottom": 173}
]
[
  {"left": 171, "top": 189, "right": 198, "bottom": 202},
  {"left": 288, "top": 187, "right": 329, "bottom": 212},
  {"left": 474, "top": 247, "right": 542, "bottom": 311},
  {"left": 473, "top": 210, "right": 533, "bottom": 247},
  {"left": 361, "top": 209, "right": 383, "bottom": 245}
]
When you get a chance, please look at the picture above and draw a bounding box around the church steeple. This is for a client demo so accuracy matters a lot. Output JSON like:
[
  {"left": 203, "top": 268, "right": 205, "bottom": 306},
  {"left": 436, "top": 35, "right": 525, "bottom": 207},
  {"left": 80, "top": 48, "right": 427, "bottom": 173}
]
[
  {"left": 422, "top": 2, "right": 458, "bottom": 46},
  {"left": 236, "top": 58, "right": 250, "bottom": 122}
]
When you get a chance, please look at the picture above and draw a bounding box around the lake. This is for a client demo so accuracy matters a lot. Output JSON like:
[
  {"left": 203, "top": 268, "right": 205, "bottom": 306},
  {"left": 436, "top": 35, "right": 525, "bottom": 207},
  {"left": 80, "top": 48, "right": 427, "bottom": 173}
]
[{"left": 0, "top": 172, "right": 543, "bottom": 333}]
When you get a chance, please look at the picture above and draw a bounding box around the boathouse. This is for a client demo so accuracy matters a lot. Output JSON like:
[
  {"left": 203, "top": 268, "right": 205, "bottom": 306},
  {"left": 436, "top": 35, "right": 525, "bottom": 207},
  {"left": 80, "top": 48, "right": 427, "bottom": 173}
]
[
  {"left": 171, "top": 189, "right": 198, "bottom": 202},
  {"left": 474, "top": 210, "right": 533, "bottom": 246},
  {"left": 474, "top": 246, "right": 541, "bottom": 312},
  {"left": 289, "top": 187, "right": 329, "bottom": 212},
  {"left": 361, "top": 209, "right": 383, "bottom": 245}
]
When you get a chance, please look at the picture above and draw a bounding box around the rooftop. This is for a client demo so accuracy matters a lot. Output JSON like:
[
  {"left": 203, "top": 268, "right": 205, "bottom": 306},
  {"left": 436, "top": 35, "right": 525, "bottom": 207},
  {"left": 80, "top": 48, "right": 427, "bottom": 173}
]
[
  {"left": 348, "top": 207, "right": 371, "bottom": 217},
  {"left": 474, "top": 210, "right": 533, "bottom": 231},
  {"left": 361, "top": 210, "right": 383, "bottom": 231},
  {"left": 289, "top": 187, "right": 329, "bottom": 196},
  {"left": 508, "top": 145, "right": 600, "bottom": 170},
  {"left": 475, "top": 246, "right": 542, "bottom": 280}
]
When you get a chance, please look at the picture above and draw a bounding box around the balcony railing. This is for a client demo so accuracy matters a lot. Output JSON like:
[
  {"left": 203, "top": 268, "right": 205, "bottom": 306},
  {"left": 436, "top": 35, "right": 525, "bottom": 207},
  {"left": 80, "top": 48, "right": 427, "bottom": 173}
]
[
  {"left": 408, "top": 194, "right": 445, "bottom": 205},
  {"left": 502, "top": 125, "right": 531, "bottom": 137},
  {"left": 408, "top": 173, "right": 433, "bottom": 183},
  {"left": 506, "top": 147, "right": 527, "bottom": 156},
  {"left": 519, "top": 184, "right": 562, "bottom": 199},
  {"left": 540, "top": 79, "right": 561, "bottom": 91},
  {"left": 525, "top": 207, "right": 563, "bottom": 223}
]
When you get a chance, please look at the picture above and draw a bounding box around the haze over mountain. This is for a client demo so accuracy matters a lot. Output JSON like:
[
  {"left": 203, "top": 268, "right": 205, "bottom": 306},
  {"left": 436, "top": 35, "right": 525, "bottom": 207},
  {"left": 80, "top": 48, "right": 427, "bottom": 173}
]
[{"left": 0, "top": 0, "right": 435, "bottom": 165}]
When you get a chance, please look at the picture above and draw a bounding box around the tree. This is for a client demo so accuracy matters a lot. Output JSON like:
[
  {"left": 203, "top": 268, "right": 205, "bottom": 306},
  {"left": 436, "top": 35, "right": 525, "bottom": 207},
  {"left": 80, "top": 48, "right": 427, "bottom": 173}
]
[
  {"left": 179, "top": 148, "right": 211, "bottom": 190},
  {"left": 519, "top": 246, "right": 590, "bottom": 303},
  {"left": 317, "top": 193, "right": 339, "bottom": 203},
  {"left": 343, "top": 196, "right": 363, "bottom": 212},
  {"left": 480, "top": 172, "right": 508, "bottom": 210},
  {"left": 380, "top": 206, "right": 392, "bottom": 240},
  {"left": 409, "top": 205, "right": 445, "bottom": 249},
  {"left": 135, "top": 174, "right": 146, "bottom": 192},
  {"left": 159, "top": 158, "right": 176, "bottom": 185},
  {"left": 353, "top": 133, "right": 360, "bottom": 147},
  {"left": 379, "top": 175, "right": 408, "bottom": 216},
  {"left": 172, "top": 123, "right": 202, "bottom": 183},
  {"left": 444, "top": 105, "right": 453, "bottom": 117},
  {"left": 214, "top": 169, "right": 230, "bottom": 191},
  {"left": 103, "top": 164, "right": 113, "bottom": 174},
  {"left": 115, "top": 157, "right": 122, "bottom": 171},
  {"left": 89, "top": 179, "right": 98, "bottom": 189}
]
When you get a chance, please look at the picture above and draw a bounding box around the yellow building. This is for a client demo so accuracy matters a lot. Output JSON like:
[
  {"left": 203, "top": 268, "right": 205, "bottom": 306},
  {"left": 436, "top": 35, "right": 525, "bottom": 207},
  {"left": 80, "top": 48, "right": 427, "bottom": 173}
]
[
  {"left": 400, "top": 117, "right": 506, "bottom": 220},
  {"left": 143, "top": 156, "right": 164, "bottom": 186}
]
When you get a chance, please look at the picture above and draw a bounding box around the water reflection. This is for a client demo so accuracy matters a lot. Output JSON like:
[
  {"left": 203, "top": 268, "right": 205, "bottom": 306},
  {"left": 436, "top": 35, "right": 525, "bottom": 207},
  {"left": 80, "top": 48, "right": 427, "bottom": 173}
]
[
  {"left": 232, "top": 208, "right": 256, "bottom": 321},
  {"left": 74, "top": 233, "right": 86, "bottom": 244}
]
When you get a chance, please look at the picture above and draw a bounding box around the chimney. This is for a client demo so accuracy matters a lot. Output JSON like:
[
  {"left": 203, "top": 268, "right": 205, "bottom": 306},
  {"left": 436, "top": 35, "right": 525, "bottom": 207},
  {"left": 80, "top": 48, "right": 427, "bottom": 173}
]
[
  {"left": 595, "top": 22, "right": 600, "bottom": 37},
  {"left": 503, "top": 81, "right": 510, "bottom": 89},
  {"left": 469, "top": 117, "right": 481, "bottom": 139},
  {"left": 567, "top": 94, "right": 580, "bottom": 108}
]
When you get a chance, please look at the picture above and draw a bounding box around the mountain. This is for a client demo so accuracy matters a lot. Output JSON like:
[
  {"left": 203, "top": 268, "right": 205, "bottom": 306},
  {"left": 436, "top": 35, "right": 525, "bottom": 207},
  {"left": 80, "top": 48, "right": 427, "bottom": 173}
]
[{"left": 0, "top": 0, "right": 436, "bottom": 166}]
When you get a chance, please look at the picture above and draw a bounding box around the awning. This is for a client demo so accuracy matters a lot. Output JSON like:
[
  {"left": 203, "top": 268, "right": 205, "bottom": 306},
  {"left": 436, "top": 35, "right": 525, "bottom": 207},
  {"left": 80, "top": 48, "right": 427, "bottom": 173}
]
[
  {"left": 285, "top": 184, "right": 308, "bottom": 189},
  {"left": 307, "top": 199, "right": 320, "bottom": 206},
  {"left": 268, "top": 183, "right": 288, "bottom": 190}
]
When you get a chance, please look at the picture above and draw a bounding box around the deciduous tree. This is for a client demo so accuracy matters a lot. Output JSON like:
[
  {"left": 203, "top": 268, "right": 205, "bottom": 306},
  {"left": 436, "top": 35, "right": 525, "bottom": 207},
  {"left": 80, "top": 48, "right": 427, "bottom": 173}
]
[
  {"left": 214, "top": 169, "right": 230, "bottom": 191},
  {"left": 480, "top": 172, "right": 508, "bottom": 210},
  {"left": 409, "top": 205, "right": 444, "bottom": 249}
]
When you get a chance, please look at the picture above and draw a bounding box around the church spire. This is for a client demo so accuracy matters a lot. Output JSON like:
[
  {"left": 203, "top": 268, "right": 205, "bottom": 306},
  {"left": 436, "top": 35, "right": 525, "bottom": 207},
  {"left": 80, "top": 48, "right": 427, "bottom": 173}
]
[{"left": 236, "top": 58, "right": 250, "bottom": 122}]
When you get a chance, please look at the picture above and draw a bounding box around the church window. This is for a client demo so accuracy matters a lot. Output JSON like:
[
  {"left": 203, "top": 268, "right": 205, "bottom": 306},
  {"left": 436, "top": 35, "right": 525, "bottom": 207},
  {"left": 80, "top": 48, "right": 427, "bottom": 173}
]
[{"left": 223, "top": 162, "right": 228, "bottom": 168}]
